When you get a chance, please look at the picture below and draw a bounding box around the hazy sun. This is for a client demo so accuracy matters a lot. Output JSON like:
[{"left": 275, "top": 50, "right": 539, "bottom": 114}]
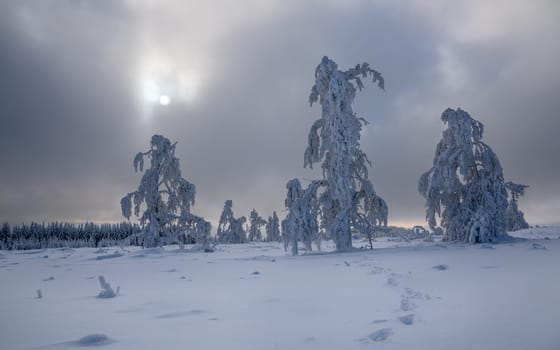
[
  {"left": 159, "top": 95, "right": 171, "bottom": 106},
  {"left": 139, "top": 54, "right": 200, "bottom": 111}
]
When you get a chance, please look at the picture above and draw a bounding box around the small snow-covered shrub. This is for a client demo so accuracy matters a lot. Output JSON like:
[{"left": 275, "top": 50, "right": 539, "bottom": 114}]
[{"left": 97, "top": 276, "right": 119, "bottom": 298}]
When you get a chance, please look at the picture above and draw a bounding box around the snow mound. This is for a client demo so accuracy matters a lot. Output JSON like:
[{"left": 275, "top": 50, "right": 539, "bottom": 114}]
[
  {"left": 95, "top": 252, "right": 124, "bottom": 260},
  {"left": 131, "top": 247, "right": 165, "bottom": 258},
  {"left": 509, "top": 226, "right": 560, "bottom": 240}
]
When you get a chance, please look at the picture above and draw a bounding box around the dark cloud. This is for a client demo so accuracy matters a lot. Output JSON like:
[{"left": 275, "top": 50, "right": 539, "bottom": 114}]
[{"left": 1, "top": 0, "right": 559, "bottom": 227}]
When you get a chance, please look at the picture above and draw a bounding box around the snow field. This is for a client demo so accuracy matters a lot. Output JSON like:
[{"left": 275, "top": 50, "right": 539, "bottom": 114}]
[{"left": 0, "top": 230, "right": 559, "bottom": 349}]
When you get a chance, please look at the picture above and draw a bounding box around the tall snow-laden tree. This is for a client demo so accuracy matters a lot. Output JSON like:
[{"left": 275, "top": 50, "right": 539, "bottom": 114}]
[
  {"left": 217, "top": 200, "right": 247, "bottom": 244},
  {"left": 505, "top": 181, "right": 529, "bottom": 231},
  {"left": 301, "top": 56, "right": 388, "bottom": 252},
  {"left": 418, "top": 108, "right": 509, "bottom": 243},
  {"left": 247, "top": 209, "right": 266, "bottom": 242},
  {"left": 265, "top": 212, "right": 281, "bottom": 242},
  {"left": 121, "top": 135, "right": 210, "bottom": 248}
]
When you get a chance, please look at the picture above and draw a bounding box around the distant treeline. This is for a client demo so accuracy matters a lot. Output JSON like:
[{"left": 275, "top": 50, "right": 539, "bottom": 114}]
[{"left": 0, "top": 221, "right": 141, "bottom": 250}]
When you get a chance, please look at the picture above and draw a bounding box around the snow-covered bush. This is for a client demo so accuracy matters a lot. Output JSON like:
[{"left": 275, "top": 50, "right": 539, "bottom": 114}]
[
  {"left": 418, "top": 108, "right": 509, "bottom": 243},
  {"left": 505, "top": 181, "right": 530, "bottom": 231},
  {"left": 121, "top": 135, "right": 210, "bottom": 248},
  {"left": 97, "top": 275, "right": 119, "bottom": 298},
  {"left": 216, "top": 200, "right": 247, "bottom": 244},
  {"left": 291, "top": 56, "right": 388, "bottom": 252}
]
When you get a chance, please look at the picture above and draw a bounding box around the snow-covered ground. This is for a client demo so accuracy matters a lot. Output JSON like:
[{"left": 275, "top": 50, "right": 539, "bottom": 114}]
[{"left": 1, "top": 228, "right": 559, "bottom": 350}]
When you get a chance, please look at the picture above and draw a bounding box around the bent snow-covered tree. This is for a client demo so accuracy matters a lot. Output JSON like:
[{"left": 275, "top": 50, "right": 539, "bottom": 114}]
[
  {"left": 301, "top": 56, "right": 388, "bottom": 251},
  {"left": 505, "top": 181, "right": 529, "bottom": 231},
  {"left": 418, "top": 108, "right": 509, "bottom": 243},
  {"left": 121, "top": 135, "right": 210, "bottom": 248},
  {"left": 216, "top": 200, "right": 247, "bottom": 244}
]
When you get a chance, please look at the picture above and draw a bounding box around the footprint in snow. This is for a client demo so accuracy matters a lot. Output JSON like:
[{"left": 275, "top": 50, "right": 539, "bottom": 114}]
[
  {"left": 369, "top": 328, "right": 393, "bottom": 342},
  {"left": 42, "top": 276, "right": 55, "bottom": 282},
  {"left": 398, "top": 314, "right": 415, "bottom": 326},
  {"left": 432, "top": 264, "right": 448, "bottom": 271},
  {"left": 72, "top": 334, "right": 114, "bottom": 347},
  {"left": 369, "top": 266, "right": 386, "bottom": 275},
  {"left": 40, "top": 334, "right": 115, "bottom": 348},
  {"left": 400, "top": 297, "right": 415, "bottom": 312},
  {"left": 387, "top": 274, "right": 399, "bottom": 287}
]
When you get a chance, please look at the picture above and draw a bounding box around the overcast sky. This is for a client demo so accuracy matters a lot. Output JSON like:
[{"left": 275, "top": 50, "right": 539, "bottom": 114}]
[{"left": 1, "top": 0, "right": 559, "bottom": 228}]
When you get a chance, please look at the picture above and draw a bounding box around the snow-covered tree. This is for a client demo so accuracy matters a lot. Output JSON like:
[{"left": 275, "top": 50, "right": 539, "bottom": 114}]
[
  {"left": 0, "top": 222, "right": 10, "bottom": 249},
  {"left": 217, "top": 200, "right": 247, "bottom": 244},
  {"left": 121, "top": 135, "right": 210, "bottom": 248},
  {"left": 265, "top": 212, "right": 281, "bottom": 242},
  {"left": 283, "top": 179, "right": 326, "bottom": 255},
  {"left": 300, "top": 56, "right": 388, "bottom": 252},
  {"left": 418, "top": 108, "right": 509, "bottom": 243},
  {"left": 247, "top": 209, "right": 266, "bottom": 242},
  {"left": 505, "top": 181, "right": 529, "bottom": 231},
  {"left": 281, "top": 219, "right": 290, "bottom": 252}
]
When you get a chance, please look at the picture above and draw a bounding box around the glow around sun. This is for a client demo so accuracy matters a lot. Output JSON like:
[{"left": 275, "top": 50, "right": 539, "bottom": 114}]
[{"left": 139, "top": 55, "right": 200, "bottom": 109}]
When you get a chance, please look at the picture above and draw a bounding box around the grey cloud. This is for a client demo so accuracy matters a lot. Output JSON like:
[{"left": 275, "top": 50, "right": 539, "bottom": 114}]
[{"left": 1, "top": 0, "right": 559, "bottom": 227}]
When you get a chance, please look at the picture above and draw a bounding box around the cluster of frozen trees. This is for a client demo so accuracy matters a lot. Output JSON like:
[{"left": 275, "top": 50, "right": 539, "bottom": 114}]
[
  {"left": 215, "top": 200, "right": 281, "bottom": 244},
  {"left": 114, "top": 57, "right": 529, "bottom": 254},
  {"left": 0, "top": 221, "right": 140, "bottom": 250},
  {"left": 2, "top": 57, "right": 531, "bottom": 252}
]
